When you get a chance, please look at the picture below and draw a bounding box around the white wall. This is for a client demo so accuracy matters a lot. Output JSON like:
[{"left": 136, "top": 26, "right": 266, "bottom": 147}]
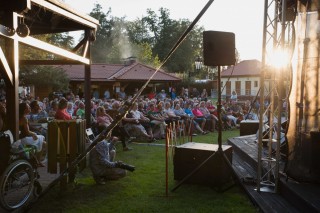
[{"left": 221, "top": 76, "right": 260, "bottom": 96}]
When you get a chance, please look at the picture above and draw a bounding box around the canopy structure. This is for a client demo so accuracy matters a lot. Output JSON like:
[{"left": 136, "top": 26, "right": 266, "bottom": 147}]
[{"left": 0, "top": 0, "right": 99, "bottom": 138}]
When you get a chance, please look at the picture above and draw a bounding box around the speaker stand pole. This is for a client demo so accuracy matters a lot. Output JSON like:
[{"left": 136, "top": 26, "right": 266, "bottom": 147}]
[
  {"left": 216, "top": 65, "right": 251, "bottom": 192},
  {"left": 217, "top": 66, "right": 223, "bottom": 151},
  {"left": 171, "top": 66, "right": 244, "bottom": 193}
]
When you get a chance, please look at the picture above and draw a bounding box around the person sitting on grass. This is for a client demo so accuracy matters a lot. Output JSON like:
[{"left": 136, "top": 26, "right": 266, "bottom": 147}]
[{"left": 89, "top": 136, "right": 127, "bottom": 185}]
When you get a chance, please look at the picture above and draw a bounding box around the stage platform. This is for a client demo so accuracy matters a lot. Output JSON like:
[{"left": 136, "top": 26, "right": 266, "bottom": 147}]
[{"left": 228, "top": 135, "right": 320, "bottom": 213}]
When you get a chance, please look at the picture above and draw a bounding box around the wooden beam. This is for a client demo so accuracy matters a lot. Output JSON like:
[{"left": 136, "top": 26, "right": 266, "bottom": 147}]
[
  {"left": 5, "top": 13, "right": 19, "bottom": 140},
  {"left": 82, "top": 40, "right": 90, "bottom": 57},
  {"left": 0, "top": 47, "right": 13, "bottom": 85},
  {"left": 31, "top": 0, "right": 98, "bottom": 29},
  {"left": 20, "top": 60, "right": 83, "bottom": 65},
  {"left": 18, "top": 35, "right": 90, "bottom": 64},
  {"left": 72, "top": 37, "right": 87, "bottom": 53},
  {"left": 0, "top": 27, "right": 90, "bottom": 64}
]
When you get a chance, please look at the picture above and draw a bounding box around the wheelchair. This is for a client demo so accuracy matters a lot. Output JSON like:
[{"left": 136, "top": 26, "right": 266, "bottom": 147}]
[{"left": 0, "top": 130, "right": 42, "bottom": 211}]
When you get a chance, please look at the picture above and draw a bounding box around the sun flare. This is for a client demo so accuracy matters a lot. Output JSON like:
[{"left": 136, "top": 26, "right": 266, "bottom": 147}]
[{"left": 268, "top": 48, "right": 290, "bottom": 69}]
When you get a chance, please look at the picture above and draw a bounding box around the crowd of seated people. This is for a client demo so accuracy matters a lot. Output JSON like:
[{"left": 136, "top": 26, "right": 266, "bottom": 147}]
[{"left": 15, "top": 87, "right": 254, "bottom": 151}]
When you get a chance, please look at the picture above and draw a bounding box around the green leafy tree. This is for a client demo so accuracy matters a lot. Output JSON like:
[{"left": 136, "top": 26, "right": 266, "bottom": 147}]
[
  {"left": 19, "top": 33, "right": 73, "bottom": 90},
  {"left": 89, "top": 3, "right": 114, "bottom": 63},
  {"left": 20, "top": 66, "right": 70, "bottom": 91},
  {"left": 128, "top": 8, "right": 204, "bottom": 75},
  {"left": 89, "top": 4, "right": 161, "bottom": 67}
]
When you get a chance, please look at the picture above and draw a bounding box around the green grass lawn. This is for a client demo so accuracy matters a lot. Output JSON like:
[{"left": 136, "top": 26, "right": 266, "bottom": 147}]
[{"left": 30, "top": 129, "right": 259, "bottom": 213}]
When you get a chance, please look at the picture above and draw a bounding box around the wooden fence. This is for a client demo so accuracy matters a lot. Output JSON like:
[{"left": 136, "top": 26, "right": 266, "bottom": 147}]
[{"left": 47, "top": 119, "right": 86, "bottom": 189}]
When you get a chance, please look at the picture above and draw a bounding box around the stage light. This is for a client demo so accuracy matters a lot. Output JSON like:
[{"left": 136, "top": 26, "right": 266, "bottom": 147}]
[
  {"left": 16, "top": 16, "right": 30, "bottom": 38},
  {"left": 16, "top": 23, "right": 30, "bottom": 37}
]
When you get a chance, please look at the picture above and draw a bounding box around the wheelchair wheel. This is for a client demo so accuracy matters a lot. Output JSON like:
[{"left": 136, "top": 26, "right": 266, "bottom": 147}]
[
  {"left": 33, "top": 180, "right": 42, "bottom": 197},
  {"left": 0, "top": 159, "right": 35, "bottom": 211}
]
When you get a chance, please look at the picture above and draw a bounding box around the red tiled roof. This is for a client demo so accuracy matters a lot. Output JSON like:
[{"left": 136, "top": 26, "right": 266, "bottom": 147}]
[
  {"left": 59, "top": 62, "right": 181, "bottom": 82},
  {"left": 221, "top": 60, "right": 261, "bottom": 77},
  {"left": 109, "top": 63, "right": 181, "bottom": 81},
  {"left": 57, "top": 64, "right": 123, "bottom": 81}
]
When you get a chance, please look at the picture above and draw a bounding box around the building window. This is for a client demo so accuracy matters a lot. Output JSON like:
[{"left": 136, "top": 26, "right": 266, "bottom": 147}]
[{"left": 254, "top": 81, "right": 258, "bottom": 87}]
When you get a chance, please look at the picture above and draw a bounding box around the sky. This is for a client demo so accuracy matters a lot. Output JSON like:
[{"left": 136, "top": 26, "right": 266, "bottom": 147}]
[{"left": 63, "top": 0, "right": 265, "bottom": 61}]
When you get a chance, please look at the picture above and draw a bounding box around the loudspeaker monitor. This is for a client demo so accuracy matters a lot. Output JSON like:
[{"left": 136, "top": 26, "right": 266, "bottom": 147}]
[
  {"left": 203, "top": 31, "right": 235, "bottom": 66},
  {"left": 174, "top": 142, "right": 233, "bottom": 186}
]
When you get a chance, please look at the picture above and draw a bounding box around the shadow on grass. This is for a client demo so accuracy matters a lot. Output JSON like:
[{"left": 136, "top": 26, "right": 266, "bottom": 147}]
[{"left": 30, "top": 129, "right": 258, "bottom": 213}]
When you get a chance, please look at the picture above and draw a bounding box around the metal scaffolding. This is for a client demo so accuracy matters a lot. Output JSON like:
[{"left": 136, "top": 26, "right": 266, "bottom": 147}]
[{"left": 257, "top": 0, "right": 296, "bottom": 193}]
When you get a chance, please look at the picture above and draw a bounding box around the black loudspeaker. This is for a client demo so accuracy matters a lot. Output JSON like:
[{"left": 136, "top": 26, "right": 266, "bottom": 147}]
[
  {"left": 173, "top": 142, "right": 233, "bottom": 186},
  {"left": 240, "top": 120, "right": 260, "bottom": 136},
  {"left": 203, "top": 31, "right": 235, "bottom": 66}
]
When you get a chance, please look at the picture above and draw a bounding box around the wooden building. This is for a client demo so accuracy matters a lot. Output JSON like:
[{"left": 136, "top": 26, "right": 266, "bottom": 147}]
[
  {"left": 221, "top": 60, "right": 262, "bottom": 97},
  {"left": 57, "top": 59, "right": 181, "bottom": 99}
]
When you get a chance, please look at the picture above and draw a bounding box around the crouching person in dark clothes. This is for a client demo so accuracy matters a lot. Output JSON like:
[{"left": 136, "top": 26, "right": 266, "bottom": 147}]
[{"left": 89, "top": 136, "right": 134, "bottom": 185}]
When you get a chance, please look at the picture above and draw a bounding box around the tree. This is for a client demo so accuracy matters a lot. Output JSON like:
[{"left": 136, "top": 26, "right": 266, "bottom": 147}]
[
  {"left": 19, "top": 33, "right": 74, "bottom": 91},
  {"left": 20, "top": 66, "right": 70, "bottom": 91},
  {"left": 127, "top": 8, "right": 204, "bottom": 75},
  {"left": 88, "top": 3, "right": 114, "bottom": 63}
]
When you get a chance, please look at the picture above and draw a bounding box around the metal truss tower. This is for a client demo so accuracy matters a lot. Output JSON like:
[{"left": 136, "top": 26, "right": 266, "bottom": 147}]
[{"left": 257, "top": 0, "right": 296, "bottom": 193}]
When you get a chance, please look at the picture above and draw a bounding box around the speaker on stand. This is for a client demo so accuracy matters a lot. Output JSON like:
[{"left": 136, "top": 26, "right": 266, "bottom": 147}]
[{"left": 172, "top": 31, "right": 237, "bottom": 192}]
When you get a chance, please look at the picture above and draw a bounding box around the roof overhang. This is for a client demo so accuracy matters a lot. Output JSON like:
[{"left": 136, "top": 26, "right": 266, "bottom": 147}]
[
  {"left": 0, "top": 0, "right": 99, "bottom": 69},
  {"left": 0, "top": 0, "right": 99, "bottom": 35}
]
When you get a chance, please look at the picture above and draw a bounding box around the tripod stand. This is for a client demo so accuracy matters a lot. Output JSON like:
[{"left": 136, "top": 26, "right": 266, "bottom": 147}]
[{"left": 171, "top": 66, "right": 241, "bottom": 192}]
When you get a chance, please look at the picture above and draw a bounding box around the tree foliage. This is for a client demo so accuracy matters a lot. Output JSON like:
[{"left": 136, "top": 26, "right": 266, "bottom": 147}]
[
  {"left": 88, "top": 5, "right": 205, "bottom": 74},
  {"left": 20, "top": 66, "right": 70, "bottom": 91},
  {"left": 19, "top": 33, "right": 73, "bottom": 90},
  {"left": 19, "top": 4, "right": 240, "bottom": 89},
  {"left": 89, "top": 4, "right": 114, "bottom": 62},
  {"left": 126, "top": 8, "right": 204, "bottom": 74}
]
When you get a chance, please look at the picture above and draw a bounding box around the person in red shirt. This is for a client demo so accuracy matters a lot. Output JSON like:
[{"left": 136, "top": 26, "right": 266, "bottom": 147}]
[{"left": 55, "top": 98, "right": 73, "bottom": 120}]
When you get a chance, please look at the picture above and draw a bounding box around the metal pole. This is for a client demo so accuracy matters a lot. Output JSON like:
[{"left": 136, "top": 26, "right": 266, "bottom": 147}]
[
  {"left": 165, "top": 126, "right": 169, "bottom": 196},
  {"left": 217, "top": 66, "right": 222, "bottom": 150},
  {"left": 257, "top": 0, "right": 269, "bottom": 192},
  {"left": 274, "top": 0, "right": 287, "bottom": 192}
]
